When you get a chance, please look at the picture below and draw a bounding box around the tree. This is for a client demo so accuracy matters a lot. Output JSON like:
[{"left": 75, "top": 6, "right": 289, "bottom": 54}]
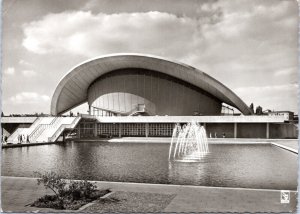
[
  {"left": 249, "top": 103, "right": 254, "bottom": 114},
  {"left": 255, "top": 106, "right": 263, "bottom": 115},
  {"left": 34, "top": 171, "right": 67, "bottom": 206}
]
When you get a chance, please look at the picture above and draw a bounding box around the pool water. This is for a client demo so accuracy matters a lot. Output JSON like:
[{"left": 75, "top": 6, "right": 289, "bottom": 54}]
[{"left": 1, "top": 142, "right": 297, "bottom": 190}]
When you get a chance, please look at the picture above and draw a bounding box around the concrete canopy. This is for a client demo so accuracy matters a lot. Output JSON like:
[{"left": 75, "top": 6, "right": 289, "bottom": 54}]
[{"left": 51, "top": 53, "right": 252, "bottom": 115}]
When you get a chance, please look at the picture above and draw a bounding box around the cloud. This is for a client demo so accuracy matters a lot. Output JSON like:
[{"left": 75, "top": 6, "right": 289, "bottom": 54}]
[
  {"left": 235, "top": 83, "right": 298, "bottom": 94},
  {"left": 274, "top": 67, "right": 297, "bottom": 76},
  {"left": 234, "top": 83, "right": 298, "bottom": 111},
  {"left": 19, "top": 59, "right": 32, "bottom": 66},
  {"left": 10, "top": 92, "right": 50, "bottom": 104},
  {"left": 4, "top": 67, "right": 15, "bottom": 75},
  {"left": 22, "top": 2, "right": 297, "bottom": 73},
  {"left": 22, "top": 11, "right": 209, "bottom": 58},
  {"left": 21, "top": 70, "right": 36, "bottom": 76},
  {"left": 15, "top": 0, "right": 299, "bottom": 113}
]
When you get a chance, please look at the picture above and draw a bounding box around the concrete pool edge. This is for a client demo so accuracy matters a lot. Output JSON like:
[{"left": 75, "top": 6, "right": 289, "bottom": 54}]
[
  {"left": 271, "top": 142, "right": 298, "bottom": 154},
  {"left": 2, "top": 137, "right": 297, "bottom": 145},
  {"left": 1, "top": 176, "right": 297, "bottom": 213},
  {"left": 1, "top": 175, "right": 298, "bottom": 192},
  {"left": 3, "top": 138, "right": 298, "bottom": 157}
]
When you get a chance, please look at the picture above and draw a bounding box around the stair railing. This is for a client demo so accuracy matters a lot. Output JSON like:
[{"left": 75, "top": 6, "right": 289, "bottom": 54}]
[{"left": 48, "top": 117, "right": 81, "bottom": 142}]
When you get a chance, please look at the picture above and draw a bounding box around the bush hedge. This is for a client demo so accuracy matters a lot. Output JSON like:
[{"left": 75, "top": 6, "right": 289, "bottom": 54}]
[{"left": 31, "top": 171, "right": 110, "bottom": 210}]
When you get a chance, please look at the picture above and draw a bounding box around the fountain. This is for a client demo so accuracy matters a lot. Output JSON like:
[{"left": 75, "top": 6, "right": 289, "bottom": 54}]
[{"left": 168, "top": 122, "right": 209, "bottom": 162}]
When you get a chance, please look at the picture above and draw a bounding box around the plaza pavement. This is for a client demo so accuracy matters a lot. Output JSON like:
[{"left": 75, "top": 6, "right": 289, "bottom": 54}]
[{"left": 1, "top": 176, "right": 297, "bottom": 213}]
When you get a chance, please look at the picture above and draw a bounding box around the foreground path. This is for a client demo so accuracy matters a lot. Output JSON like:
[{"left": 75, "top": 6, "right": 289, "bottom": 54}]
[{"left": 1, "top": 176, "right": 297, "bottom": 213}]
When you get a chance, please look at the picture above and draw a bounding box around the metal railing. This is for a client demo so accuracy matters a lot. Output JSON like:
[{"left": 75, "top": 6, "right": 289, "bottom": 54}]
[
  {"left": 48, "top": 117, "right": 81, "bottom": 142},
  {"left": 29, "top": 117, "right": 56, "bottom": 142},
  {"left": 7, "top": 128, "right": 25, "bottom": 143},
  {"left": 7, "top": 117, "right": 42, "bottom": 143},
  {"left": 29, "top": 124, "right": 52, "bottom": 142}
]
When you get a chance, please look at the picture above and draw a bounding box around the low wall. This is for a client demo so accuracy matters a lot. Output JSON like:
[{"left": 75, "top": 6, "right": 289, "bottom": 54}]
[
  {"left": 270, "top": 123, "right": 298, "bottom": 139},
  {"left": 206, "top": 123, "right": 234, "bottom": 138},
  {"left": 237, "top": 123, "right": 266, "bottom": 138}
]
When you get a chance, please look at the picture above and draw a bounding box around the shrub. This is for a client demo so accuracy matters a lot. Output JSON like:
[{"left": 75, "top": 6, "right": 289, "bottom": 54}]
[
  {"left": 67, "top": 180, "right": 97, "bottom": 200},
  {"left": 34, "top": 171, "right": 67, "bottom": 204},
  {"left": 32, "top": 171, "right": 111, "bottom": 210},
  {"left": 31, "top": 195, "right": 64, "bottom": 209}
]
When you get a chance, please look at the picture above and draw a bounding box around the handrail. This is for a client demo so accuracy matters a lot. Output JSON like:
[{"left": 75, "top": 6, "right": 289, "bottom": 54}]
[
  {"left": 31, "top": 117, "right": 42, "bottom": 128},
  {"left": 30, "top": 124, "right": 50, "bottom": 142},
  {"left": 128, "top": 107, "right": 154, "bottom": 116},
  {"left": 48, "top": 117, "right": 81, "bottom": 142},
  {"left": 49, "top": 117, "right": 81, "bottom": 142},
  {"left": 7, "top": 117, "right": 43, "bottom": 143},
  {"left": 32, "top": 117, "right": 64, "bottom": 142},
  {"left": 29, "top": 117, "right": 56, "bottom": 141},
  {"left": 7, "top": 128, "right": 24, "bottom": 143},
  {"left": 90, "top": 104, "right": 154, "bottom": 116},
  {"left": 29, "top": 125, "right": 43, "bottom": 141},
  {"left": 11, "top": 117, "right": 42, "bottom": 142},
  {"left": 48, "top": 124, "right": 66, "bottom": 142},
  {"left": 80, "top": 114, "right": 97, "bottom": 119}
]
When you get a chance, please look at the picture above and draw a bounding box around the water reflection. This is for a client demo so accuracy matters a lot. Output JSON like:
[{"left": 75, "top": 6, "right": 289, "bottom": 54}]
[
  {"left": 168, "top": 159, "right": 210, "bottom": 185},
  {"left": 1, "top": 142, "right": 297, "bottom": 190}
]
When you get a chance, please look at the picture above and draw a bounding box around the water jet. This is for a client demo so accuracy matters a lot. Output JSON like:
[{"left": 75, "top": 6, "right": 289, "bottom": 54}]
[{"left": 169, "top": 122, "right": 209, "bottom": 162}]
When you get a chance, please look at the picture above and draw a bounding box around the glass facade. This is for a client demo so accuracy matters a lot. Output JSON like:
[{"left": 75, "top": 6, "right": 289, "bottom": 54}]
[
  {"left": 79, "top": 121, "right": 175, "bottom": 137},
  {"left": 79, "top": 122, "right": 94, "bottom": 137},
  {"left": 121, "top": 123, "right": 146, "bottom": 136},
  {"left": 87, "top": 68, "right": 222, "bottom": 116},
  {"left": 97, "top": 123, "right": 119, "bottom": 137},
  {"left": 149, "top": 123, "right": 174, "bottom": 137}
]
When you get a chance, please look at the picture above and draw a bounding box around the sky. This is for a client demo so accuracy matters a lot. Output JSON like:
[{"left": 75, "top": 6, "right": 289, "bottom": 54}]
[{"left": 2, "top": 0, "right": 298, "bottom": 115}]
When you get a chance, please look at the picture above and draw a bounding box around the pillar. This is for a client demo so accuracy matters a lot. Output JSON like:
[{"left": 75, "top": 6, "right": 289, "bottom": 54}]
[
  {"left": 266, "top": 123, "right": 269, "bottom": 139},
  {"left": 77, "top": 125, "right": 81, "bottom": 139},
  {"left": 119, "top": 123, "right": 122, "bottom": 138},
  {"left": 88, "top": 105, "right": 91, "bottom": 115},
  {"left": 234, "top": 123, "right": 237, "bottom": 138},
  {"left": 94, "top": 122, "right": 97, "bottom": 137},
  {"left": 145, "top": 123, "right": 149, "bottom": 137}
]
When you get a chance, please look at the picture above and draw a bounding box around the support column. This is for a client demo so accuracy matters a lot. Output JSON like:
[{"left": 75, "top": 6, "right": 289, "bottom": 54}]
[
  {"left": 119, "top": 123, "right": 122, "bottom": 138},
  {"left": 203, "top": 123, "right": 206, "bottom": 129},
  {"left": 145, "top": 123, "right": 149, "bottom": 137},
  {"left": 88, "top": 105, "right": 91, "bottom": 115},
  {"left": 266, "top": 123, "right": 269, "bottom": 139},
  {"left": 77, "top": 125, "right": 81, "bottom": 139},
  {"left": 94, "top": 122, "right": 97, "bottom": 137},
  {"left": 234, "top": 123, "right": 237, "bottom": 138}
]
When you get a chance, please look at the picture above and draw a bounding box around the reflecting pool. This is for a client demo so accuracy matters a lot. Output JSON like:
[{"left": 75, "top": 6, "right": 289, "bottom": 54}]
[{"left": 1, "top": 142, "right": 297, "bottom": 190}]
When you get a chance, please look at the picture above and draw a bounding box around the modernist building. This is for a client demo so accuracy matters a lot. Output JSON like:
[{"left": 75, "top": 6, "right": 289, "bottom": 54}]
[
  {"left": 48, "top": 54, "right": 296, "bottom": 139},
  {"left": 2, "top": 54, "right": 297, "bottom": 143},
  {"left": 51, "top": 53, "right": 253, "bottom": 116}
]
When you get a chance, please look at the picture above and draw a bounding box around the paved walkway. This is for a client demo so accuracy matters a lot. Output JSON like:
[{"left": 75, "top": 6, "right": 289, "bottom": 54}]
[{"left": 1, "top": 176, "right": 297, "bottom": 213}]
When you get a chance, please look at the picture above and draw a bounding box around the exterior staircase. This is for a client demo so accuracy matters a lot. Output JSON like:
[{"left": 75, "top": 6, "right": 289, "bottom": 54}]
[
  {"left": 48, "top": 117, "right": 81, "bottom": 142},
  {"left": 6, "top": 117, "right": 81, "bottom": 144},
  {"left": 7, "top": 117, "right": 43, "bottom": 143}
]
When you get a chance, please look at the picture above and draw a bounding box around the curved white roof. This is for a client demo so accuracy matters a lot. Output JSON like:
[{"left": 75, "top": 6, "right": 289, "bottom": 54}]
[{"left": 51, "top": 53, "right": 252, "bottom": 115}]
